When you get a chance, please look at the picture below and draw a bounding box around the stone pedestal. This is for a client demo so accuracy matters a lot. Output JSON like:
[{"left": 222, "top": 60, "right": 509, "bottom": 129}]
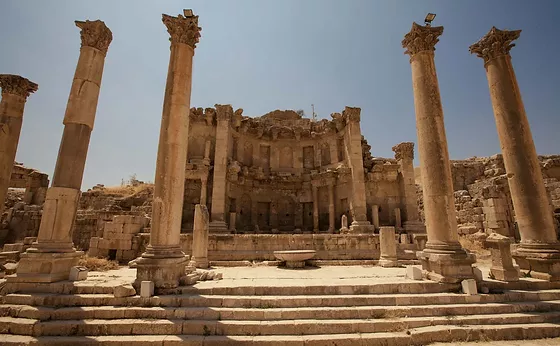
[
  {"left": 484, "top": 232, "right": 519, "bottom": 282},
  {"left": 8, "top": 20, "right": 112, "bottom": 286},
  {"left": 379, "top": 226, "right": 398, "bottom": 267},
  {"left": 403, "top": 22, "right": 474, "bottom": 283},
  {"left": 190, "top": 204, "right": 209, "bottom": 269},
  {"left": 135, "top": 10, "right": 201, "bottom": 292},
  {"left": 0, "top": 75, "right": 38, "bottom": 216},
  {"left": 470, "top": 27, "right": 560, "bottom": 281}
]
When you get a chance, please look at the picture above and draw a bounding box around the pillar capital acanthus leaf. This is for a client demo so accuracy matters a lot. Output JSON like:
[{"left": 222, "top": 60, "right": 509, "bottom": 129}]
[
  {"left": 215, "top": 104, "right": 233, "bottom": 122},
  {"left": 342, "top": 106, "right": 361, "bottom": 123},
  {"left": 0, "top": 74, "right": 38, "bottom": 99},
  {"left": 469, "top": 27, "right": 521, "bottom": 64},
  {"left": 392, "top": 142, "right": 414, "bottom": 161},
  {"left": 75, "top": 20, "right": 113, "bottom": 55},
  {"left": 402, "top": 22, "right": 443, "bottom": 56},
  {"left": 162, "top": 10, "right": 201, "bottom": 48}
]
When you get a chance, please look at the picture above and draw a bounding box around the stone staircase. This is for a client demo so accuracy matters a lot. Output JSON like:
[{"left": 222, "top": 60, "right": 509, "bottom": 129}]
[{"left": 1, "top": 282, "right": 560, "bottom": 345}]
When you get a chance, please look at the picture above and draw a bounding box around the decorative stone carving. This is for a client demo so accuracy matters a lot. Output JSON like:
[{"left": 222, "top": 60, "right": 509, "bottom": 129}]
[
  {"left": 215, "top": 104, "right": 233, "bottom": 122},
  {"left": 233, "top": 108, "right": 243, "bottom": 128},
  {"left": 162, "top": 10, "right": 202, "bottom": 48},
  {"left": 392, "top": 142, "right": 414, "bottom": 161},
  {"left": 0, "top": 74, "right": 38, "bottom": 98},
  {"left": 469, "top": 27, "right": 521, "bottom": 64},
  {"left": 342, "top": 106, "right": 361, "bottom": 123},
  {"left": 204, "top": 108, "right": 215, "bottom": 126},
  {"left": 227, "top": 161, "right": 241, "bottom": 181},
  {"left": 402, "top": 22, "right": 443, "bottom": 56},
  {"left": 75, "top": 20, "right": 113, "bottom": 55}
]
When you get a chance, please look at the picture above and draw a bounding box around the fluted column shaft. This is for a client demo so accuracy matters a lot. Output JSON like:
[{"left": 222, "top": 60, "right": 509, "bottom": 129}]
[{"left": 0, "top": 75, "right": 38, "bottom": 215}]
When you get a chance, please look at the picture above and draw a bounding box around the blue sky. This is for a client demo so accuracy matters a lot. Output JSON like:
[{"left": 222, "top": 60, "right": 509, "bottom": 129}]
[{"left": 1, "top": 1, "right": 559, "bottom": 189}]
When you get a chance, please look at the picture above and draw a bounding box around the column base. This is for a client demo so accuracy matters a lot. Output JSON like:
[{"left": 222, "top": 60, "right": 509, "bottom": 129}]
[
  {"left": 189, "top": 257, "right": 209, "bottom": 269},
  {"left": 512, "top": 242, "right": 560, "bottom": 281},
  {"left": 490, "top": 266, "right": 519, "bottom": 282},
  {"left": 209, "top": 221, "right": 229, "bottom": 233},
  {"left": 417, "top": 244, "right": 476, "bottom": 283},
  {"left": 6, "top": 249, "right": 83, "bottom": 284},
  {"left": 349, "top": 220, "right": 375, "bottom": 234},
  {"left": 379, "top": 257, "right": 399, "bottom": 268},
  {"left": 403, "top": 220, "right": 426, "bottom": 233},
  {"left": 134, "top": 254, "right": 189, "bottom": 294}
]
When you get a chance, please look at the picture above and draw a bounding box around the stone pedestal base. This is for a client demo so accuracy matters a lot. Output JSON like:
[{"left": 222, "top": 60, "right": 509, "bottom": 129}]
[
  {"left": 7, "top": 250, "right": 83, "bottom": 284},
  {"left": 286, "top": 260, "right": 305, "bottom": 269},
  {"left": 403, "top": 221, "right": 426, "bottom": 233},
  {"left": 512, "top": 243, "right": 560, "bottom": 281},
  {"left": 379, "top": 258, "right": 399, "bottom": 268},
  {"left": 209, "top": 221, "right": 229, "bottom": 233},
  {"left": 490, "top": 266, "right": 519, "bottom": 282},
  {"left": 349, "top": 221, "right": 375, "bottom": 234},
  {"left": 417, "top": 248, "right": 476, "bottom": 283},
  {"left": 189, "top": 257, "right": 209, "bottom": 269},
  {"left": 134, "top": 255, "right": 189, "bottom": 294}
]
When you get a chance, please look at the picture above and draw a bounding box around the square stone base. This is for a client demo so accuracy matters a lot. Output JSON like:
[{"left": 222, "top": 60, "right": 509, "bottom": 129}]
[
  {"left": 134, "top": 255, "right": 189, "bottom": 294},
  {"left": 417, "top": 250, "right": 476, "bottom": 283},
  {"left": 379, "top": 258, "right": 399, "bottom": 268},
  {"left": 189, "top": 257, "right": 209, "bottom": 269},
  {"left": 490, "top": 266, "right": 519, "bottom": 282},
  {"left": 6, "top": 250, "right": 83, "bottom": 284},
  {"left": 349, "top": 221, "right": 375, "bottom": 234},
  {"left": 512, "top": 247, "right": 560, "bottom": 281},
  {"left": 403, "top": 221, "right": 426, "bottom": 233},
  {"left": 286, "top": 260, "right": 305, "bottom": 269},
  {"left": 209, "top": 221, "right": 229, "bottom": 234}
]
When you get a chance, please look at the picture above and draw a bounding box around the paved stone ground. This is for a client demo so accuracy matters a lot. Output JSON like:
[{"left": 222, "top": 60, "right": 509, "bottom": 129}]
[{"left": 433, "top": 339, "right": 560, "bottom": 345}]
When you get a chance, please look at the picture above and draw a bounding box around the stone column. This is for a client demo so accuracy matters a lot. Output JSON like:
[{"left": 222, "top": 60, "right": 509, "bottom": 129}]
[
  {"left": 190, "top": 204, "right": 209, "bottom": 269},
  {"left": 371, "top": 205, "right": 380, "bottom": 229},
  {"left": 343, "top": 107, "right": 374, "bottom": 233},
  {"left": 10, "top": 20, "right": 113, "bottom": 285},
  {"left": 200, "top": 176, "right": 208, "bottom": 206},
  {"left": 392, "top": 142, "right": 425, "bottom": 233},
  {"left": 402, "top": 22, "right": 474, "bottom": 283},
  {"left": 394, "top": 208, "right": 402, "bottom": 229},
  {"left": 312, "top": 184, "right": 319, "bottom": 232},
  {"left": 328, "top": 180, "right": 335, "bottom": 232},
  {"left": 209, "top": 104, "right": 232, "bottom": 233},
  {"left": 135, "top": 10, "right": 201, "bottom": 292},
  {"left": 470, "top": 27, "right": 560, "bottom": 281},
  {"left": 0, "top": 75, "right": 38, "bottom": 216},
  {"left": 379, "top": 226, "right": 398, "bottom": 267}
]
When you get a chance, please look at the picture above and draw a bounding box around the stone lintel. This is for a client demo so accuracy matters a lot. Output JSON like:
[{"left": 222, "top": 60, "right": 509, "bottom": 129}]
[
  {"left": 0, "top": 74, "right": 38, "bottom": 99},
  {"left": 469, "top": 27, "right": 521, "bottom": 65},
  {"left": 162, "top": 10, "right": 202, "bottom": 48},
  {"left": 402, "top": 22, "right": 443, "bottom": 57},
  {"left": 75, "top": 20, "right": 113, "bottom": 55}
]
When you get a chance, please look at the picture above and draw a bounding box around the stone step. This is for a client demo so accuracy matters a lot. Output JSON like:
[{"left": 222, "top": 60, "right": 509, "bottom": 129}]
[
  {"left": 1, "top": 312, "right": 560, "bottom": 337},
  {"left": 1, "top": 300, "right": 559, "bottom": 321},
  {"left": 3, "top": 289, "right": 560, "bottom": 308}
]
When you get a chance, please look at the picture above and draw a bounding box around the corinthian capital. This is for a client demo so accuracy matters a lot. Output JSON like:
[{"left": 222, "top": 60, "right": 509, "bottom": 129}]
[
  {"left": 75, "top": 20, "right": 113, "bottom": 55},
  {"left": 162, "top": 9, "right": 202, "bottom": 48},
  {"left": 342, "top": 106, "right": 361, "bottom": 123},
  {"left": 469, "top": 27, "right": 521, "bottom": 64},
  {"left": 0, "top": 74, "right": 38, "bottom": 99},
  {"left": 392, "top": 142, "right": 414, "bottom": 161},
  {"left": 215, "top": 104, "right": 233, "bottom": 122},
  {"left": 402, "top": 22, "right": 444, "bottom": 56}
]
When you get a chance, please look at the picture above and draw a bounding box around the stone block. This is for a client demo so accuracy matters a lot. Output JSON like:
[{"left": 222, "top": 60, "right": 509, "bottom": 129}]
[
  {"left": 23, "top": 237, "right": 36, "bottom": 245},
  {"left": 140, "top": 281, "right": 154, "bottom": 298},
  {"left": 114, "top": 284, "right": 136, "bottom": 298},
  {"left": 379, "top": 227, "right": 398, "bottom": 267},
  {"left": 69, "top": 266, "right": 88, "bottom": 281},
  {"left": 461, "top": 279, "right": 477, "bottom": 295},
  {"left": 472, "top": 267, "right": 483, "bottom": 282},
  {"left": 3, "top": 243, "right": 23, "bottom": 252},
  {"left": 89, "top": 237, "right": 100, "bottom": 249},
  {"left": 406, "top": 266, "right": 422, "bottom": 280}
]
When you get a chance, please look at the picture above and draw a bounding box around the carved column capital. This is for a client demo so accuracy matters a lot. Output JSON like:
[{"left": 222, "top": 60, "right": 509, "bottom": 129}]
[
  {"left": 469, "top": 27, "right": 521, "bottom": 64},
  {"left": 392, "top": 142, "right": 414, "bottom": 161},
  {"left": 162, "top": 9, "right": 202, "bottom": 48},
  {"left": 215, "top": 104, "right": 233, "bottom": 122},
  {"left": 75, "top": 20, "right": 113, "bottom": 55},
  {"left": 402, "top": 22, "right": 443, "bottom": 56},
  {"left": 0, "top": 74, "right": 38, "bottom": 99},
  {"left": 342, "top": 106, "right": 361, "bottom": 123}
]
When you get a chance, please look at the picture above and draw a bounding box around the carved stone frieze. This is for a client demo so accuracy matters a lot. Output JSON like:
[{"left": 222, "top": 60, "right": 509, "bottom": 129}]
[
  {"left": 0, "top": 74, "right": 38, "bottom": 98},
  {"left": 162, "top": 10, "right": 201, "bottom": 48},
  {"left": 392, "top": 142, "right": 415, "bottom": 161},
  {"left": 75, "top": 20, "right": 113, "bottom": 55},
  {"left": 469, "top": 27, "right": 521, "bottom": 64},
  {"left": 402, "top": 22, "right": 443, "bottom": 56}
]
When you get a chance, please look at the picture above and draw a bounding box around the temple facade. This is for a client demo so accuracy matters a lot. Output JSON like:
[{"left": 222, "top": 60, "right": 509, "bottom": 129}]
[{"left": 182, "top": 106, "right": 422, "bottom": 234}]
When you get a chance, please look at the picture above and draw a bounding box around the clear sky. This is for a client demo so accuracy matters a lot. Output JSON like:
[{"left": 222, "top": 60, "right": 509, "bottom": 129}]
[{"left": 1, "top": 0, "right": 559, "bottom": 189}]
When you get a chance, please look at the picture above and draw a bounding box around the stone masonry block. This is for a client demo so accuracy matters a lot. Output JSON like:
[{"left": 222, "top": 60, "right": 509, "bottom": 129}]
[
  {"left": 140, "top": 281, "right": 154, "bottom": 298},
  {"left": 461, "top": 279, "right": 477, "bottom": 295},
  {"left": 69, "top": 266, "right": 88, "bottom": 281},
  {"left": 406, "top": 266, "right": 422, "bottom": 280}
]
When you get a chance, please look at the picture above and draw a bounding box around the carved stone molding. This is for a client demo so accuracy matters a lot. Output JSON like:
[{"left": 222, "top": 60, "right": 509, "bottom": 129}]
[
  {"left": 162, "top": 10, "right": 202, "bottom": 48},
  {"left": 392, "top": 142, "right": 414, "bottom": 161},
  {"left": 469, "top": 27, "right": 521, "bottom": 64},
  {"left": 343, "top": 106, "right": 361, "bottom": 123},
  {"left": 75, "top": 20, "right": 113, "bottom": 55},
  {"left": 215, "top": 104, "right": 233, "bottom": 122},
  {"left": 0, "top": 74, "right": 38, "bottom": 99},
  {"left": 402, "top": 22, "right": 443, "bottom": 56}
]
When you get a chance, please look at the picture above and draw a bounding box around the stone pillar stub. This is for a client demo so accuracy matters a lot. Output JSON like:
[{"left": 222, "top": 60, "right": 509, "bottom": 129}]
[
  {"left": 379, "top": 226, "right": 398, "bottom": 267},
  {"left": 135, "top": 10, "right": 201, "bottom": 292},
  {"left": 403, "top": 22, "right": 474, "bottom": 283},
  {"left": 0, "top": 75, "right": 38, "bottom": 216},
  {"left": 484, "top": 232, "right": 519, "bottom": 282},
  {"left": 470, "top": 27, "right": 560, "bottom": 281},
  {"left": 190, "top": 204, "right": 209, "bottom": 269}
]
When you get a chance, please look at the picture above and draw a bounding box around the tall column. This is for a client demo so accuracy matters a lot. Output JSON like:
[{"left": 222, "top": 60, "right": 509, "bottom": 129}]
[
  {"left": 200, "top": 176, "right": 208, "bottom": 205},
  {"left": 135, "top": 10, "right": 201, "bottom": 292},
  {"left": 312, "top": 184, "right": 319, "bottom": 232},
  {"left": 0, "top": 75, "right": 38, "bottom": 216},
  {"left": 392, "top": 142, "right": 425, "bottom": 233},
  {"left": 470, "top": 27, "right": 560, "bottom": 281},
  {"left": 10, "top": 20, "right": 112, "bottom": 285},
  {"left": 343, "top": 106, "right": 374, "bottom": 233},
  {"left": 328, "top": 180, "right": 335, "bottom": 232},
  {"left": 402, "top": 22, "right": 474, "bottom": 283},
  {"left": 208, "top": 104, "right": 232, "bottom": 233}
]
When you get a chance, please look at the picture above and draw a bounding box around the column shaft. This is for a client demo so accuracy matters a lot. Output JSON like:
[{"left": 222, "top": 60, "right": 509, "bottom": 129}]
[
  {"left": 312, "top": 185, "right": 319, "bottom": 232},
  {"left": 328, "top": 183, "right": 335, "bottom": 232},
  {"left": 200, "top": 177, "right": 208, "bottom": 205}
]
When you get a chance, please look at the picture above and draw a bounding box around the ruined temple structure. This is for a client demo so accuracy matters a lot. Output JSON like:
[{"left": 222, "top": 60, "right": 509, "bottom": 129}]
[{"left": 182, "top": 106, "right": 423, "bottom": 235}]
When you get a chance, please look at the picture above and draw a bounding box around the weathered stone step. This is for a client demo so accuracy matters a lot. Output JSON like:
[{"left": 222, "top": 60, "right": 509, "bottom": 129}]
[
  {"left": 3, "top": 289, "right": 560, "bottom": 308},
  {"left": 2, "top": 301, "right": 559, "bottom": 321},
  {"left": 2, "top": 312, "right": 560, "bottom": 337}
]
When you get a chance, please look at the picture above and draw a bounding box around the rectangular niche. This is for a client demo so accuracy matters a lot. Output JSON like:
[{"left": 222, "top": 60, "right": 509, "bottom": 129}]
[
  {"left": 260, "top": 145, "right": 270, "bottom": 174},
  {"left": 303, "top": 146, "right": 315, "bottom": 169}
]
